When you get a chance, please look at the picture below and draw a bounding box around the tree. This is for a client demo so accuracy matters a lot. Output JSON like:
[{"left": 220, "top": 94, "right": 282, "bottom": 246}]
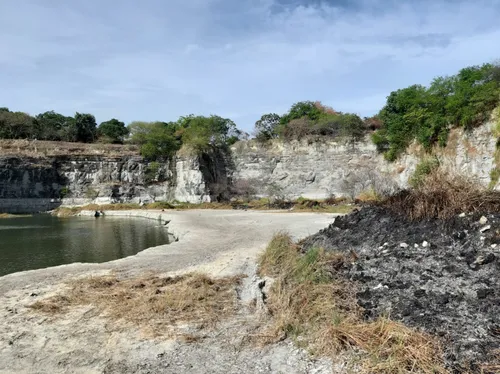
[
  {"left": 179, "top": 115, "right": 241, "bottom": 151},
  {"left": 254, "top": 113, "right": 280, "bottom": 141},
  {"left": 33, "top": 111, "right": 75, "bottom": 141},
  {"left": 372, "top": 63, "right": 500, "bottom": 161},
  {"left": 98, "top": 118, "right": 129, "bottom": 143},
  {"left": 73, "top": 113, "right": 97, "bottom": 143},
  {"left": 280, "top": 101, "right": 323, "bottom": 125},
  {"left": 0, "top": 110, "right": 35, "bottom": 139},
  {"left": 128, "top": 121, "right": 181, "bottom": 159}
]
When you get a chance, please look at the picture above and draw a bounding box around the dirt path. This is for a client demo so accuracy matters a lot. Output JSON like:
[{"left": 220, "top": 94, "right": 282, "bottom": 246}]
[{"left": 0, "top": 210, "right": 336, "bottom": 374}]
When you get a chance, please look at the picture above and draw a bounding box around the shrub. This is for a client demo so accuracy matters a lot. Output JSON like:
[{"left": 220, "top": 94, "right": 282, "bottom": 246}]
[
  {"left": 409, "top": 157, "right": 440, "bottom": 188},
  {"left": 373, "top": 63, "right": 500, "bottom": 160},
  {"left": 145, "top": 161, "right": 162, "bottom": 183},
  {"left": 258, "top": 233, "right": 446, "bottom": 374},
  {"left": 382, "top": 170, "right": 500, "bottom": 220}
]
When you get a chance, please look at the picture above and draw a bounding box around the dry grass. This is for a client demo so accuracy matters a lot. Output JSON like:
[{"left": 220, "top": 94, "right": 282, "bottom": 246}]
[
  {"left": 0, "top": 213, "right": 32, "bottom": 219},
  {"left": 258, "top": 233, "right": 447, "bottom": 374},
  {"left": 53, "top": 198, "right": 357, "bottom": 216},
  {"left": 29, "top": 273, "right": 242, "bottom": 337},
  {"left": 0, "top": 139, "right": 139, "bottom": 158},
  {"left": 382, "top": 170, "right": 500, "bottom": 220}
]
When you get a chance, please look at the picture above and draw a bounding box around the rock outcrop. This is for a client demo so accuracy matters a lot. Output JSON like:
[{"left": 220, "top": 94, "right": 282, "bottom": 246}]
[
  {"left": 0, "top": 154, "right": 211, "bottom": 213},
  {"left": 231, "top": 121, "right": 498, "bottom": 199},
  {"left": 0, "top": 121, "right": 498, "bottom": 213}
]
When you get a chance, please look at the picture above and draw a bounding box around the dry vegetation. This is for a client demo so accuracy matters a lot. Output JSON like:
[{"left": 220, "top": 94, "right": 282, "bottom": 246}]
[
  {"left": 29, "top": 273, "right": 242, "bottom": 338},
  {"left": 0, "top": 139, "right": 139, "bottom": 158},
  {"left": 54, "top": 198, "right": 356, "bottom": 217},
  {"left": 382, "top": 170, "right": 500, "bottom": 220},
  {"left": 258, "top": 233, "right": 447, "bottom": 374},
  {"left": 0, "top": 213, "right": 32, "bottom": 219}
]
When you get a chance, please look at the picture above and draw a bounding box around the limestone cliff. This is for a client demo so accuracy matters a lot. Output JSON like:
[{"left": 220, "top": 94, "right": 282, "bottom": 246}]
[
  {"left": 0, "top": 121, "right": 497, "bottom": 213},
  {"left": 231, "top": 121, "right": 498, "bottom": 199},
  {"left": 0, "top": 154, "right": 211, "bottom": 213}
]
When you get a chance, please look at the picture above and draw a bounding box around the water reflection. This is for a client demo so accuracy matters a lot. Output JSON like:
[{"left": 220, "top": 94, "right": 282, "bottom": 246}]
[{"left": 0, "top": 215, "right": 170, "bottom": 276}]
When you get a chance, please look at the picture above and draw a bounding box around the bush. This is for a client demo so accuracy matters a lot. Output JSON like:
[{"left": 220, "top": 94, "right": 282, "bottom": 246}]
[
  {"left": 98, "top": 119, "right": 129, "bottom": 143},
  {"left": 409, "top": 157, "right": 440, "bottom": 188},
  {"left": 373, "top": 63, "right": 500, "bottom": 160},
  {"left": 382, "top": 170, "right": 500, "bottom": 220},
  {"left": 255, "top": 101, "right": 369, "bottom": 143}
]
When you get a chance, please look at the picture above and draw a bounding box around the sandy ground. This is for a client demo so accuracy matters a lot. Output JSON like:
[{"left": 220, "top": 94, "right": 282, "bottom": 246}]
[{"left": 0, "top": 210, "right": 338, "bottom": 374}]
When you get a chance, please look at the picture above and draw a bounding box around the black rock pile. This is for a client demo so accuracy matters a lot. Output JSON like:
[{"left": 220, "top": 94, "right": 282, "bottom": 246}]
[{"left": 302, "top": 206, "right": 499, "bottom": 373}]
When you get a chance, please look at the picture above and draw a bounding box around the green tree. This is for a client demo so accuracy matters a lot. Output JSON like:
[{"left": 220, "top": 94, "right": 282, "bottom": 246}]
[
  {"left": 372, "top": 63, "right": 500, "bottom": 161},
  {"left": 280, "top": 101, "right": 322, "bottom": 125},
  {"left": 73, "top": 113, "right": 97, "bottom": 143},
  {"left": 128, "top": 121, "right": 181, "bottom": 159},
  {"left": 254, "top": 113, "right": 281, "bottom": 141},
  {"left": 179, "top": 115, "right": 241, "bottom": 151},
  {"left": 0, "top": 110, "right": 35, "bottom": 139},
  {"left": 33, "top": 111, "right": 75, "bottom": 141},
  {"left": 98, "top": 118, "right": 129, "bottom": 143}
]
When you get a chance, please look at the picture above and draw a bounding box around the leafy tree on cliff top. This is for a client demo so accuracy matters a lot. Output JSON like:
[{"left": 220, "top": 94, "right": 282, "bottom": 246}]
[
  {"left": 73, "top": 113, "right": 97, "bottom": 143},
  {"left": 33, "top": 111, "right": 75, "bottom": 141},
  {"left": 178, "top": 115, "right": 241, "bottom": 152},
  {"left": 98, "top": 118, "right": 129, "bottom": 143},
  {"left": 254, "top": 113, "right": 281, "bottom": 141},
  {"left": 268, "top": 101, "right": 367, "bottom": 142},
  {"left": 128, "top": 121, "right": 181, "bottom": 159},
  {"left": 0, "top": 109, "right": 35, "bottom": 139},
  {"left": 372, "top": 62, "right": 500, "bottom": 161}
]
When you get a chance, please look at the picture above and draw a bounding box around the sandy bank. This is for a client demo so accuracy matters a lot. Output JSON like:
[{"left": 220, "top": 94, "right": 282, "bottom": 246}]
[{"left": 0, "top": 210, "right": 336, "bottom": 374}]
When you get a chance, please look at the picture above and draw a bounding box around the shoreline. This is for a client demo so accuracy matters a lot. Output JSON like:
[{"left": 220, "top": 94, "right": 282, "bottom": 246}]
[
  {"left": 0, "top": 209, "right": 336, "bottom": 373},
  {"left": 0, "top": 209, "right": 336, "bottom": 291}
]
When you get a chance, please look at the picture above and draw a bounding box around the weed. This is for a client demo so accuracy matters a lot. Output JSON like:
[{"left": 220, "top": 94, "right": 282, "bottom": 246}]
[
  {"left": 29, "top": 273, "right": 243, "bottom": 337},
  {"left": 257, "top": 233, "right": 447, "bottom": 374}
]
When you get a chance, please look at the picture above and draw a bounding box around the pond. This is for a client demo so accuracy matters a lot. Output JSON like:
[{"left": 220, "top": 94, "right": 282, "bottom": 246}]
[{"left": 0, "top": 214, "right": 171, "bottom": 277}]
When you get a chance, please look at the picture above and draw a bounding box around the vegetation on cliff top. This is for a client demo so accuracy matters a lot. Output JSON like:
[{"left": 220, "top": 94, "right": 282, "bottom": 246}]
[
  {"left": 372, "top": 63, "right": 500, "bottom": 161},
  {"left": 254, "top": 101, "right": 373, "bottom": 143},
  {"left": 1, "top": 62, "right": 498, "bottom": 161}
]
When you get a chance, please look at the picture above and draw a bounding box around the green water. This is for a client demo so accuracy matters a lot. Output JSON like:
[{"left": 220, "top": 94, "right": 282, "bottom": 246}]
[{"left": 0, "top": 215, "right": 170, "bottom": 277}]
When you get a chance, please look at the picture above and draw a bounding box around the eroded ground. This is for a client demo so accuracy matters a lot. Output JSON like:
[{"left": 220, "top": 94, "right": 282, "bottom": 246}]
[{"left": 0, "top": 210, "right": 335, "bottom": 374}]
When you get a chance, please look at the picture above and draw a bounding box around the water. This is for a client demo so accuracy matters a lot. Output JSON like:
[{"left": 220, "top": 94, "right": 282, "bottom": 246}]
[{"left": 0, "top": 215, "right": 171, "bottom": 277}]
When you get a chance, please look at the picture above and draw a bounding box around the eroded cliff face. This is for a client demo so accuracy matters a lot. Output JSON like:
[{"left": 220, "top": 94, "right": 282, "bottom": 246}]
[
  {"left": 0, "top": 154, "right": 211, "bottom": 213},
  {"left": 0, "top": 121, "right": 497, "bottom": 213},
  {"left": 231, "top": 121, "right": 498, "bottom": 199}
]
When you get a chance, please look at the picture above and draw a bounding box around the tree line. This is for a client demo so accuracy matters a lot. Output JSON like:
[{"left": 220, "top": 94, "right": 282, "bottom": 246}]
[
  {"left": 253, "top": 101, "right": 376, "bottom": 143},
  {"left": 0, "top": 108, "right": 242, "bottom": 159},
  {"left": 0, "top": 109, "right": 128, "bottom": 144},
  {"left": 371, "top": 62, "right": 500, "bottom": 161},
  {"left": 1, "top": 61, "right": 498, "bottom": 161}
]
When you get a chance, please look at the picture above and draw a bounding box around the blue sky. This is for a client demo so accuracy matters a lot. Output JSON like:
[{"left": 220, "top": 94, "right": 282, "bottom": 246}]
[{"left": 0, "top": 0, "right": 499, "bottom": 132}]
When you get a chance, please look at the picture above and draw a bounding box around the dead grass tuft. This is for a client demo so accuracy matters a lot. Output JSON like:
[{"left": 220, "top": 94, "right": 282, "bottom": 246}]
[
  {"left": 258, "top": 233, "right": 447, "bottom": 374},
  {"left": 0, "top": 139, "right": 139, "bottom": 158},
  {"left": 382, "top": 170, "right": 500, "bottom": 220},
  {"left": 29, "top": 273, "right": 243, "bottom": 337},
  {"left": 0, "top": 213, "right": 32, "bottom": 219}
]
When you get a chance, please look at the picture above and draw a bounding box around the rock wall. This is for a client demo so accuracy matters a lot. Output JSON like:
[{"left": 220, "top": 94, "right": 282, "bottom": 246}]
[
  {"left": 0, "top": 154, "right": 211, "bottom": 213},
  {"left": 0, "top": 121, "right": 497, "bottom": 212},
  {"left": 231, "top": 121, "right": 498, "bottom": 199}
]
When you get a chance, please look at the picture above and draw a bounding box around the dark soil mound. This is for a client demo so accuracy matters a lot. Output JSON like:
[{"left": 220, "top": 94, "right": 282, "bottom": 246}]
[{"left": 302, "top": 206, "right": 500, "bottom": 373}]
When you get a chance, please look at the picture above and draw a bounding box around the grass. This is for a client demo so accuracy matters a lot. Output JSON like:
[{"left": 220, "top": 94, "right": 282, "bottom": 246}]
[
  {"left": 381, "top": 170, "right": 500, "bottom": 220},
  {"left": 53, "top": 198, "right": 357, "bottom": 216},
  {"left": 29, "top": 273, "right": 242, "bottom": 337},
  {"left": 0, "top": 139, "right": 139, "bottom": 158},
  {"left": 257, "top": 233, "right": 447, "bottom": 374},
  {"left": 0, "top": 213, "right": 32, "bottom": 219}
]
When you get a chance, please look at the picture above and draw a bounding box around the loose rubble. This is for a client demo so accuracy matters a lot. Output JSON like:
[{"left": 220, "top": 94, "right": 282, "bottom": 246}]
[{"left": 302, "top": 206, "right": 500, "bottom": 373}]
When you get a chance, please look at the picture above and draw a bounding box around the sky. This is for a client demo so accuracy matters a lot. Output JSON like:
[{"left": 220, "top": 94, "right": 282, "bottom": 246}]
[{"left": 0, "top": 0, "right": 499, "bottom": 133}]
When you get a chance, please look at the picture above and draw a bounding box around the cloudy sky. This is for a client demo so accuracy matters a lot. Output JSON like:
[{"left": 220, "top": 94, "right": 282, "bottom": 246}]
[{"left": 0, "top": 0, "right": 499, "bottom": 132}]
